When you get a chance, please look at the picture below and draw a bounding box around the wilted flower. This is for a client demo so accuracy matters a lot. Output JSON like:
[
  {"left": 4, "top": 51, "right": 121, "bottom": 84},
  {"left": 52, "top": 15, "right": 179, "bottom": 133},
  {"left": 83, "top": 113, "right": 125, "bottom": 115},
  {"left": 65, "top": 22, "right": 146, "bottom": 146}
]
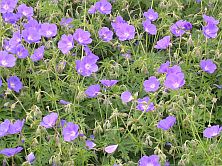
[
  {"left": 41, "top": 23, "right": 57, "bottom": 38},
  {"left": 104, "top": 144, "right": 118, "bottom": 153},
  {"left": 154, "top": 36, "right": 171, "bottom": 50},
  {"left": 157, "top": 116, "right": 176, "bottom": 130},
  {"left": 58, "top": 34, "right": 74, "bottom": 54},
  {"left": 40, "top": 112, "right": 58, "bottom": 128},
  {"left": 7, "top": 76, "right": 23, "bottom": 93},
  {"left": 143, "top": 9, "right": 158, "bottom": 21},
  {"left": 100, "top": 80, "right": 118, "bottom": 87},
  {"left": 62, "top": 122, "right": 79, "bottom": 142},
  {"left": 17, "top": 4, "right": 34, "bottom": 18},
  {"left": 86, "top": 140, "right": 96, "bottom": 149},
  {"left": 98, "top": 27, "right": 113, "bottom": 42},
  {"left": 73, "top": 28, "right": 92, "bottom": 45},
  {"left": 142, "top": 20, "right": 157, "bottom": 35},
  {"left": 200, "top": 59, "right": 217, "bottom": 74},
  {"left": 121, "top": 91, "right": 133, "bottom": 103},
  {"left": 0, "top": 0, "right": 18, "bottom": 14},
  {"left": 143, "top": 76, "right": 160, "bottom": 92},
  {"left": 136, "top": 97, "right": 155, "bottom": 112},
  {"left": 26, "top": 152, "right": 35, "bottom": 164},
  {"left": 85, "top": 84, "right": 101, "bottom": 98},
  {"left": 0, "top": 51, "right": 17, "bottom": 68},
  {"left": 203, "top": 125, "right": 221, "bottom": 138},
  {"left": 8, "top": 119, "right": 25, "bottom": 134},
  {"left": 95, "top": 0, "right": 112, "bottom": 14},
  {"left": 139, "top": 155, "right": 160, "bottom": 166},
  {"left": 0, "top": 120, "right": 10, "bottom": 138},
  {"left": 30, "top": 46, "right": 45, "bottom": 62},
  {"left": 0, "top": 147, "right": 23, "bottom": 157}
]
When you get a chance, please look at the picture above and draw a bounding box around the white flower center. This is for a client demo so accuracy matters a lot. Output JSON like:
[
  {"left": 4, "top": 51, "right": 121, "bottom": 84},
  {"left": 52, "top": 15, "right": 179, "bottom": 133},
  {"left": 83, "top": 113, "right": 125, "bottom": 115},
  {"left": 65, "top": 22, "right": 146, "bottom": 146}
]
[
  {"left": 147, "top": 163, "right": 154, "bottom": 166},
  {"left": 204, "top": 66, "right": 209, "bottom": 71},
  {"left": 28, "top": 35, "right": 33, "bottom": 41},
  {"left": 1, "top": 60, "right": 8, "bottom": 66},
  {"left": 71, "top": 131, "right": 76, "bottom": 137},
  {"left": 46, "top": 31, "right": 52, "bottom": 36},
  {"left": 173, "top": 82, "right": 180, "bottom": 88},
  {"left": 10, "top": 83, "right": 15, "bottom": 89},
  {"left": 3, "top": 5, "right": 9, "bottom": 10},
  {"left": 67, "top": 42, "right": 73, "bottom": 48},
  {"left": 150, "top": 84, "right": 155, "bottom": 89},
  {"left": 85, "top": 63, "right": 91, "bottom": 69},
  {"left": 124, "top": 33, "right": 129, "bottom": 37}
]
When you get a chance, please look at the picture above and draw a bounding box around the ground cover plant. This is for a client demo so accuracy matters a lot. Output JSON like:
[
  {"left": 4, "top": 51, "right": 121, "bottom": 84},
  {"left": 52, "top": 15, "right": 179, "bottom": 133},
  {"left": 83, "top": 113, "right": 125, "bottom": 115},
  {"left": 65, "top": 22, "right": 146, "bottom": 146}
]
[{"left": 0, "top": 0, "right": 222, "bottom": 165}]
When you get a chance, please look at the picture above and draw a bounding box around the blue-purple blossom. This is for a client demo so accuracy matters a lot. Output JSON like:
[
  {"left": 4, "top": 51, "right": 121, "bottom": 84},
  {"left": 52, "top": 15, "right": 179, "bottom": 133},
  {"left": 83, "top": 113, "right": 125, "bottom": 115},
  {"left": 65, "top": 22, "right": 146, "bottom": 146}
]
[
  {"left": 200, "top": 59, "right": 217, "bottom": 74},
  {"left": 157, "top": 61, "right": 170, "bottom": 74},
  {"left": 26, "top": 152, "right": 35, "bottom": 164},
  {"left": 202, "top": 24, "right": 219, "bottom": 38},
  {"left": 95, "top": 0, "right": 112, "bottom": 14},
  {"left": 115, "top": 23, "right": 135, "bottom": 41},
  {"left": 15, "top": 45, "right": 29, "bottom": 59},
  {"left": 8, "top": 119, "right": 25, "bottom": 134},
  {"left": 139, "top": 155, "right": 160, "bottom": 166},
  {"left": 58, "top": 34, "right": 74, "bottom": 54},
  {"left": 41, "top": 23, "right": 57, "bottom": 38},
  {"left": 30, "top": 46, "right": 45, "bottom": 62},
  {"left": 170, "top": 20, "right": 192, "bottom": 37},
  {"left": 154, "top": 36, "right": 171, "bottom": 50},
  {"left": 0, "top": 120, "right": 10, "bottom": 138},
  {"left": 104, "top": 144, "right": 118, "bottom": 153},
  {"left": 121, "top": 91, "right": 133, "bottom": 103},
  {"left": 9, "top": 31, "right": 22, "bottom": 46},
  {"left": 157, "top": 116, "right": 176, "bottom": 130},
  {"left": 143, "top": 9, "right": 158, "bottom": 21},
  {"left": 62, "top": 122, "right": 79, "bottom": 142},
  {"left": 73, "top": 28, "right": 92, "bottom": 45},
  {"left": 0, "top": 51, "right": 17, "bottom": 68},
  {"left": 17, "top": 4, "right": 34, "bottom": 18},
  {"left": 0, "top": 0, "right": 18, "bottom": 14},
  {"left": 2, "top": 12, "right": 21, "bottom": 24},
  {"left": 111, "top": 16, "right": 126, "bottom": 31},
  {"left": 136, "top": 97, "right": 155, "bottom": 112},
  {"left": 203, "top": 125, "right": 221, "bottom": 138},
  {"left": 60, "top": 17, "right": 73, "bottom": 28},
  {"left": 98, "top": 27, "right": 113, "bottom": 42},
  {"left": 143, "top": 76, "right": 160, "bottom": 92},
  {"left": 86, "top": 140, "right": 96, "bottom": 149},
  {"left": 40, "top": 112, "right": 58, "bottom": 128},
  {"left": 164, "top": 73, "right": 185, "bottom": 90},
  {"left": 85, "top": 84, "right": 101, "bottom": 98},
  {"left": 142, "top": 20, "right": 157, "bottom": 35},
  {"left": 22, "top": 28, "right": 41, "bottom": 44},
  {"left": 0, "top": 147, "right": 23, "bottom": 157},
  {"left": 100, "top": 80, "right": 118, "bottom": 87},
  {"left": 0, "top": 78, "right": 2, "bottom": 87},
  {"left": 88, "top": 5, "right": 97, "bottom": 14},
  {"left": 203, "top": 14, "right": 219, "bottom": 25},
  {"left": 59, "top": 100, "right": 71, "bottom": 105},
  {"left": 7, "top": 76, "right": 23, "bottom": 93}
]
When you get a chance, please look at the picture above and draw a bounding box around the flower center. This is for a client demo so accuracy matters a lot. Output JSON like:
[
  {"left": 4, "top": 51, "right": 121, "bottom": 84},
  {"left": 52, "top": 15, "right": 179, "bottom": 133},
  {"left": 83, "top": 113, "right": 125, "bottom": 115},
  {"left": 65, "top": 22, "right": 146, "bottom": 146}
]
[
  {"left": 173, "top": 82, "right": 180, "bottom": 88},
  {"left": 10, "top": 83, "right": 16, "bottom": 89},
  {"left": 85, "top": 64, "right": 91, "bottom": 69},
  {"left": 150, "top": 84, "right": 155, "bottom": 89},
  {"left": 71, "top": 131, "right": 76, "bottom": 137},
  {"left": 1, "top": 60, "right": 8, "bottom": 66},
  {"left": 204, "top": 66, "right": 209, "bottom": 71},
  {"left": 46, "top": 31, "right": 52, "bottom": 36},
  {"left": 28, "top": 35, "right": 33, "bottom": 41},
  {"left": 3, "top": 4, "right": 9, "bottom": 10},
  {"left": 67, "top": 42, "right": 73, "bottom": 48},
  {"left": 146, "top": 163, "right": 154, "bottom": 166}
]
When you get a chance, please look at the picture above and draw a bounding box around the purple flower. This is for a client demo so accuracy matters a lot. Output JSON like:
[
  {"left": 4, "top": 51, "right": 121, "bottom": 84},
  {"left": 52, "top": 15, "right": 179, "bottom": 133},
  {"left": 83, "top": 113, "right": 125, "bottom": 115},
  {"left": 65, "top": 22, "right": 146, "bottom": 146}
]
[
  {"left": 157, "top": 61, "right": 170, "bottom": 74},
  {"left": 9, "top": 31, "right": 22, "bottom": 46},
  {"left": 0, "top": 147, "right": 23, "bottom": 157},
  {"left": 59, "top": 100, "right": 71, "bottom": 105},
  {"left": 22, "top": 28, "right": 41, "bottom": 44},
  {"left": 73, "top": 28, "right": 92, "bottom": 45},
  {"left": 115, "top": 23, "right": 135, "bottom": 41},
  {"left": 17, "top": 4, "right": 34, "bottom": 18},
  {"left": 0, "top": 78, "right": 2, "bottom": 87},
  {"left": 157, "top": 116, "right": 176, "bottom": 130},
  {"left": 143, "top": 9, "right": 158, "bottom": 21},
  {"left": 98, "top": 27, "right": 113, "bottom": 42},
  {"left": 203, "top": 15, "right": 219, "bottom": 25},
  {"left": 0, "top": 51, "right": 16, "bottom": 68},
  {"left": 7, "top": 76, "right": 23, "bottom": 93},
  {"left": 75, "top": 53, "right": 99, "bottom": 77},
  {"left": 0, "top": 120, "right": 10, "bottom": 138},
  {"left": 62, "top": 122, "right": 79, "bottom": 142},
  {"left": 136, "top": 97, "right": 155, "bottom": 112},
  {"left": 8, "top": 119, "right": 25, "bottom": 134},
  {"left": 88, "top": 5, "right": 97, "bottom": 14},
  {"left": 202, "top": 24, "right": 219, "bottom": 38},
  {"left": 164, "top": 73, "right": 185, "bottom": 90},
  {"left": 203, "top": 125, "right": 221, "bottom": 138},
  {"left": 200, "top": 59, "right": 217, "bottom": 74},
  {"left": 139, "top": 155, "right": 160, "bottom": 166},
  {"left": 58, "top": 34, "right": 74, "bottom": 54},
  {"left": 40, "top": 112, "right": 58, "bottom": 128},
  {"left": 95, "top": 0, "right": 112, "bottom": 14},
  {"left": 86, "top": 140, "right": 96, "bottom": 149},
  {"left": 142, "top": 20, "right": 157, "bottom": 35},
  {"left": 15, "top": 45, "right": 29, "bottom": 59},
  {"left": 154, "top": 36, "right": 171, "bottom": 50},
  {"left": 167, "top": 65, "right": 182, "bottom": 75},
  {"left": 111, "top": 16, "right": 126, "bottom": 31},
  {"left": 26, "top": 152, "right": 35, "bottom": 164},
  {"left": 30, "top": 46, "right": 45, "bottom": 62},
  {"left": 170, "top": 20, "right": 192, "bottom": 37},
  {"left": 41, "top": 23, "right": 57, "bottom": 38},
  {"left": 2, "top": 12, "right": 21, "bottom": 24},
  {"left": 85, "top": 84, "right": 101, "bottom": 98},
  {"left": 60, "top": 17, "right": 73, "bottom": 28},
  {"left": 104, "top": 144, "right": 118, "bottom": 153},
  {"left": 23, "top": 19, "right": 41, "bottom": 30},
  {"left": 143, "top": 76, "right": 160, "bottom": 92},
  {"left": 100, "top": 80, "right": 118, "bottom": 87},
  {"left": 0, "top": 0, "right": 18, "bottom": 14},
  {"left": 121, "top": 91, "right": 133, "bottom": 103}
]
